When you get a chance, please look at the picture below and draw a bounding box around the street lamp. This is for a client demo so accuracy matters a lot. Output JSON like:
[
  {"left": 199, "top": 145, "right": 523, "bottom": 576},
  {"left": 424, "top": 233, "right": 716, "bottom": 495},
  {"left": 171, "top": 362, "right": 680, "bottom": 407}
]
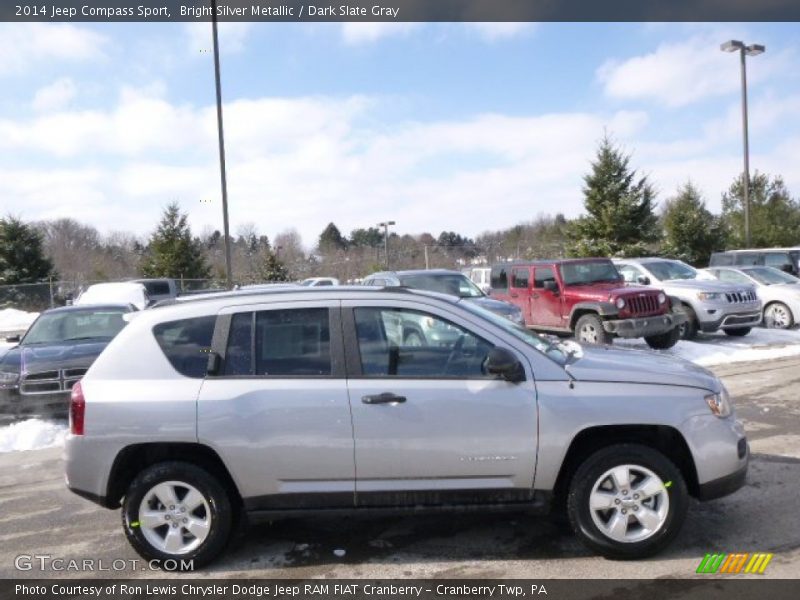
[
  {"left": 721, "top": 40, "right": 765, "bottom": 247},
  {"left": 378, "top": 221, "right": 396, "bottom": 269}
]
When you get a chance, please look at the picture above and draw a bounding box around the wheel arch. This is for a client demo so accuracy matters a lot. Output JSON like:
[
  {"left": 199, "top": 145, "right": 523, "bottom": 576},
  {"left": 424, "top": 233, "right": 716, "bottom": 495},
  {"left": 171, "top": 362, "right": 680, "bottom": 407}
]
[
  {"left": 552, "top": 425, "right": 699, "bottom": 506},
  {"left": 568, "top": 303, "right": 616, "bottom": 330},
  {"left": 106, "top": 443, "right": 242, "bottom": 510}
]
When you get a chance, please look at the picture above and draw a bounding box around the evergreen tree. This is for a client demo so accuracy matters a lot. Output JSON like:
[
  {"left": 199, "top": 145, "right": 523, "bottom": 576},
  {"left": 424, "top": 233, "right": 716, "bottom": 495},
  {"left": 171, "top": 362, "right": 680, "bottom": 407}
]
[
  {"left": 0, "top": 216, "right": 54, "bottom": 284},
  {"left": 721, "top": 172, "right": 800, "bottom": 247},
  {"left": 568, "top": 136, "right": 659, "bottom": 257},
  {"left": 349, "top": 227, "right": 383, "bottom": 248},
  {"left": 317, "top": 223, "right": 347, "bottom": 254},
  {"left": 662, "top": 182, "right": 726, "bottom": 266},
  {"left": 257, "top": 249, "right": 290, "bottom": 282},
  {"left": 140, "top": 203, "right": 210, "bottom": 279}
]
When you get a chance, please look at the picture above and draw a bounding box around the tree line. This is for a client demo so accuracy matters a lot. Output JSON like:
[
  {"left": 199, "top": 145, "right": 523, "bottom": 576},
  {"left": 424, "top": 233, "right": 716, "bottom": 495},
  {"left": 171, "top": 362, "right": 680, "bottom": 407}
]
[{"left": 1, "top": 135, "right": 799, "bottom": 293}]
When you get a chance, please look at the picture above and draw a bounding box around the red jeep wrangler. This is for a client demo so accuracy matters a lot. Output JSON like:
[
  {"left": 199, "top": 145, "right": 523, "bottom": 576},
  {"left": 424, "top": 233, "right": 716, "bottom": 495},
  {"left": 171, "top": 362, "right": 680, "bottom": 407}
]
[{"left": 490, "top": 258, "right": 686, "bottom": 349}]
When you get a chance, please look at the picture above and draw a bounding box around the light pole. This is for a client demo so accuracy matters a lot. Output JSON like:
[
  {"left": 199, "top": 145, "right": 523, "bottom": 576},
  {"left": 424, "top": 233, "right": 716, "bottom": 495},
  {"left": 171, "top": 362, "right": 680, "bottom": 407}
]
[
  {"left": 721, "top": 39, "right": 765, "bottom": 247},
  {"left": 378, "top": 221, "right": 395, "bottom": 269},
  {"left": 211, "top": 0, "right": 234, "bottom": 289}
]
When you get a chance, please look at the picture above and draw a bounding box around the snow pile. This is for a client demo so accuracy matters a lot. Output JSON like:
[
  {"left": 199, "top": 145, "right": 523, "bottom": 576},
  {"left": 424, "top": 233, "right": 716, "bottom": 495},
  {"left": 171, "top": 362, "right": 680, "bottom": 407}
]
[
  {"left": 618, "top": 328, "right": 800, "bottom": 366},
  {"left": 0, "top": 419, "right": 68, "bottom": 453},
  {"left": 0, "top": 308, "right": 38, "bottom": 333}
]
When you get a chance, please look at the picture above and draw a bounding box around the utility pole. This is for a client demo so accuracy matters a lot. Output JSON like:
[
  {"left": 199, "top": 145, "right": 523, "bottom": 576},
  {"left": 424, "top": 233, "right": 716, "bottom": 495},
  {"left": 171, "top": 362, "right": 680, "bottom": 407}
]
[
  {"left": 212, "top": 0, "right": 234, "bottom": 289},
  {"left": 378, "top": 221, "right": 395, "bottom": 269},
  {"left": 721, "top": 40, "right": 765, "bottom": 247},
  {"left": 424, "top": 245, "right": 429, "bottom": 270}
]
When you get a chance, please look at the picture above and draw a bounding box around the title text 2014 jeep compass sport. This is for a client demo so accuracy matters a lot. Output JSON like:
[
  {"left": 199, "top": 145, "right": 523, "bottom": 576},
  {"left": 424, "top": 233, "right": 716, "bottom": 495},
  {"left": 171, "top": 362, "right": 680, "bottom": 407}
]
[{"left": 65, "top": 287, "right": 748, "bottom": 567}]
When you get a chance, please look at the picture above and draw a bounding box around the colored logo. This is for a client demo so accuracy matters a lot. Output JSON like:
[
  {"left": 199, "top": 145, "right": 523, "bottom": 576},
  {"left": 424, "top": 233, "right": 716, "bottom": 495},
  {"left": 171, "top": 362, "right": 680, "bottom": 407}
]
[{"left": 696, "top": 552, "right": 773, "bottom": 574}]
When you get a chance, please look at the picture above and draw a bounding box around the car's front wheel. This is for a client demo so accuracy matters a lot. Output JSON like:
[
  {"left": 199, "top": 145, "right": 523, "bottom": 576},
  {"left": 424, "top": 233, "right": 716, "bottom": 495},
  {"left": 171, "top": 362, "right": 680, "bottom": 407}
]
[
  {"left": 122, "top": 461, "right": 233, "bottom": 569},
  {"left": 567, "top": 444, "right": 688, "bottom": 559},
  {"left": 644, "top": 326, "right": 680, "bottom": 350},
  {"left": 575, "top": 314, "right": 612, "bottom": 345}
]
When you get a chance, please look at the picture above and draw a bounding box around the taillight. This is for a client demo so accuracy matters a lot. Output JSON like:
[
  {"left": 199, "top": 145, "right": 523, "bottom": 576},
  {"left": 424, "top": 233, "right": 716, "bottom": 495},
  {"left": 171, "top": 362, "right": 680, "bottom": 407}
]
[{"left": 70, "top": 381, "right": 85, "bottom": 435}]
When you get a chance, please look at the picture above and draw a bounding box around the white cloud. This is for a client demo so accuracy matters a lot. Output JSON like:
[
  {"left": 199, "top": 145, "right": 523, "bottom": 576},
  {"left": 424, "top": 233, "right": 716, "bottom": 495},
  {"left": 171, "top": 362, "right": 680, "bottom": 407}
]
[
  {"left": 340, "top": 23, "right": 420, "bottom": 45},
  {"left": 463, "top": 23, "right": 537, "bottom": 42},
  {"left": 0, "top": 24, "right": 107, "bottom": 76},
  {"left": 597, "top": 33, "right": 783, "bottom": 108},
  {"left": 184, "top": 22, "right": 254, "bottom": 55},
  {"left": 32, "top": 78, "right": 77, "bottom": 112}
]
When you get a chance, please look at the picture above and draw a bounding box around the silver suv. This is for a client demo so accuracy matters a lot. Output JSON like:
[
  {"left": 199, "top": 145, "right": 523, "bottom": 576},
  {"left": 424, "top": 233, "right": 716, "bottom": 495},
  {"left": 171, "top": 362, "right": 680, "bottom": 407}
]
[
  {"left": 614, "top": 258, "right": 762, "bottom": 340},
  {"left": 65, "top": 287, "right": 748, "bottom": 567}
]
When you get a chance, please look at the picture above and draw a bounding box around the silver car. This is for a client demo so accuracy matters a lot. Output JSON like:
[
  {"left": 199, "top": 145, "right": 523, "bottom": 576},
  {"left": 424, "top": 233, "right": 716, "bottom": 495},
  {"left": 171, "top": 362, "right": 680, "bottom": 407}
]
[
  {"left": 65, "top": 287, "right": 747, "bottom": 567},
  {"left": 614, "top": 258, "right": 762, "bottom": 340}
]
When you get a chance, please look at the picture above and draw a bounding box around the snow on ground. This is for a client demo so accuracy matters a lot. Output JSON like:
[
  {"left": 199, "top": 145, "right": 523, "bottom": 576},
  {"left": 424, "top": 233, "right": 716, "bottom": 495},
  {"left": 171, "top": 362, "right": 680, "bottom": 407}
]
[
  {"left": 0, "top": 419, "right": 67, "bottom": 453},
  {"left": 0, "top": 308, "right": 39, "bottom": 334},
  {"left": 618, "top": 327, "right": 800, "bottom": 366}
]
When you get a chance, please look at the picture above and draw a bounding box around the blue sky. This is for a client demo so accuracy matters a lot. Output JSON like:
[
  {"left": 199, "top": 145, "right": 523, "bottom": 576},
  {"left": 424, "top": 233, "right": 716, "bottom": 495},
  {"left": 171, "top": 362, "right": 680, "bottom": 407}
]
[{"left": 1, "top": 21, "right": 799, "bottom": 247}]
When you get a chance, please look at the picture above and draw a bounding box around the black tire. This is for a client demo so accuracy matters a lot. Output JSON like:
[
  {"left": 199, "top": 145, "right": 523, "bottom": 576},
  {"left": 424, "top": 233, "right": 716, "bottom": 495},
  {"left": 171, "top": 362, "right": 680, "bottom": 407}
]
[
  {"left": 678, "top": 305, "right": 698, "bottom": 341},
  {"left": 122, "top": 461, "right": 233, "bottom": 569},
  {"left": 644, "top": 326, "right": 681, "bottom": 350},
  {"left": 574, "top": 313, "right": 613, "bottom": 345},
  {"left": 724, "top": 327, "right": 751, "bottom": 337},
  {"left": 567, "top": 444, "right": 688, "bottom": 560}
]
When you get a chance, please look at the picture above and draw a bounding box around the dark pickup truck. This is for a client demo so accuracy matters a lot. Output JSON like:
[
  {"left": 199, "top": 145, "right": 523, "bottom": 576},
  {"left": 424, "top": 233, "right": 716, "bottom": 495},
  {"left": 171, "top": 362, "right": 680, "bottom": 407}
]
[{"left": 490, "top": 258, "right": 686, "bottom": 349}]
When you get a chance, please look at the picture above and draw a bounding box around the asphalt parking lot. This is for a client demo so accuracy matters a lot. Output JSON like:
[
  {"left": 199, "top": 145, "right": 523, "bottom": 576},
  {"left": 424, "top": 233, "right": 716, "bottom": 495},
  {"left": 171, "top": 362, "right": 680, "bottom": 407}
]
[{"left": 1, "top": 356, "right": 799, "bottom": 580}]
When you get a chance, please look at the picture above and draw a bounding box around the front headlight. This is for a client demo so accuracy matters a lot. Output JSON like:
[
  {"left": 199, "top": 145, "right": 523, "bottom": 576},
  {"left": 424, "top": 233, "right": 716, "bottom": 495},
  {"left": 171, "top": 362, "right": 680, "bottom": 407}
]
[
  {"left": 697, "top": 292, "right": 722, "bottom": 301},
  {"left": 615, "top": 297, "right": 626, "bottom": 309},
  {"left": 704, "top": 385, "right": 732, "bottom": 417},
  {"left": 658, "top": 292, "right": 667, "bottom": 304},
  {"left": 0, "top": 371, "right": 19, "bottom": 385}
]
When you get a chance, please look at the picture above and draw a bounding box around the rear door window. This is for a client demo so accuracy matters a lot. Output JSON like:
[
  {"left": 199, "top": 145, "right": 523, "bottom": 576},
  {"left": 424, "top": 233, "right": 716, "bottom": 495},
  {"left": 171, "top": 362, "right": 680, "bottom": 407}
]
[
  {"left": 153, "top": 316, "right": 216, "bottom": 378},
  {"left": 490, "top": 266, "right": 508, "bottom": 291},
  {"left": 710, "top": 253, "right": 734, "bottom": 266},
  {"left": 734, "top": 253, "right": 761, "bottom": 266},
  {"left": 511, "top": 267, "right": 529, "bottom": 289},
  {"left": 255, "top": 308, "right": 332, "bottom": 376}
]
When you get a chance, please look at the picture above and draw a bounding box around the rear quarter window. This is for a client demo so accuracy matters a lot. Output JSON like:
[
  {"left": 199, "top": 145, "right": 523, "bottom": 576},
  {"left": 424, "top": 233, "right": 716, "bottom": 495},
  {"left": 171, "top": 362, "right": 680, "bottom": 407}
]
[
  {"left": 490, "top": 266, "right": 508, "bottom": 291},
  {"left": 709, "top": 253, "right": 733, "bottom": 266},
  {"left": 152, "top": 316, "right": 216, "bottom": 378}
]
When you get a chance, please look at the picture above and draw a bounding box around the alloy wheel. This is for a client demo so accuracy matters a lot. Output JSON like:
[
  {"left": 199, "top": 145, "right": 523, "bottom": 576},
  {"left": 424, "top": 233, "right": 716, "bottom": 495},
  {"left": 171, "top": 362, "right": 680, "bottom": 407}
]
[{"left": 138, "top": 480, "right": 211, "bottom": 555}]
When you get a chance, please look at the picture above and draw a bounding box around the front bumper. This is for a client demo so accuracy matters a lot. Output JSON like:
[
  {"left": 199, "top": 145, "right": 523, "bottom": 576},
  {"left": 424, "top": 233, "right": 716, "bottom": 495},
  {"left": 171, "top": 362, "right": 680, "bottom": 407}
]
[
  {"left": 697, "top": 459, "right": 748, "bottom": 501},
  {"left": 681, "top": 414, "right": 749, "bottom": 500},
  {"left": 0, "top": 385, "right": 69, "bottom": 421},
  {"left": 699, "top": 310, "right": 762, "bottom": 332},
  {"left": 602, "top": 311, "right": 687, "bottom": 338}
]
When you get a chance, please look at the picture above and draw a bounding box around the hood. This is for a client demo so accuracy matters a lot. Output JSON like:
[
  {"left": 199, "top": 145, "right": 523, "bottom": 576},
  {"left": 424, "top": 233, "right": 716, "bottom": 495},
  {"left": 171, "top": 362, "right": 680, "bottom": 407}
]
[
  {"left": 465, "top": 296, "right": 519, "bottom": 315},
  {"left": 0, "top": 340, "right": 109, "bottom": 374},
  {"left": 658, "top": 279, "right": 749, "bottom": 293},
  {"left": 564, "top": 344, "right": 719, "bottom": 391}
]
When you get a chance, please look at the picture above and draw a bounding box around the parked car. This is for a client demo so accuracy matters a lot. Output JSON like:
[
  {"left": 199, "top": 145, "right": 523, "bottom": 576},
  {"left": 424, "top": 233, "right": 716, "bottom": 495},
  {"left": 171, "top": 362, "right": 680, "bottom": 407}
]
[
  {"left": 703, "top": 266, "right": 800, "bottom": 329},
  {"left": 710, "top": 248, "right": 800, "bottom": 277},
  {"left": 65, "top": 286, "right": 747, "bottom": 567},
  {"left": 300, "top": 277, "right": 339, "bottom": 286},
  {"left": 490, "top": 259, "right": 685, "bottom": 349},
  {"left": 0, "top": 304, "right": 134, "bottom": 421},
  {"left": 132, "top": 278, "right": 179, "bottom": 304},
  {"left": 362, "top": 269, "right": 524, "bottom": 325},
  {"left": 76, "top": 282, "right": 150, "bottom": 310},
  {"left": 464, "top": 266, "right": 492, "bottom": 293},
  {"left": 613, "top": 258, "right": 762, "bottom": 340}
]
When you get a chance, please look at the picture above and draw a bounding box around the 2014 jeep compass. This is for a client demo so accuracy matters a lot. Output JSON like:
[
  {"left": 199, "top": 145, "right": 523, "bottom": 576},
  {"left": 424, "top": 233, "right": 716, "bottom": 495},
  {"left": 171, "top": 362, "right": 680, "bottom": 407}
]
[{"left": 65, "top": 287, "right": 748, "bottom": 567}]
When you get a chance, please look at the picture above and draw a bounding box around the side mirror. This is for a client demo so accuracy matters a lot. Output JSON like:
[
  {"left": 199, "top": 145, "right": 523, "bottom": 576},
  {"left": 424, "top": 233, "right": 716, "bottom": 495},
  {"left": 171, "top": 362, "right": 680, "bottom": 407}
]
[
  {"left": 206, "top": 352, "right": 221, "bottom": 376},
  {"left": 5, "top": 334, "right": 20, "bottom": 343},
  {"left": 483, "top": 347, "right": 525, "bottom": 383},
  {"left": 543, "top": 280, "right": 559, "bottom": 294},
  {"left": 781, "top": 264, "right": 794, "bottom": 274},
  {"left": 636, "top": 275, "right": 651, "bottom": 285}
]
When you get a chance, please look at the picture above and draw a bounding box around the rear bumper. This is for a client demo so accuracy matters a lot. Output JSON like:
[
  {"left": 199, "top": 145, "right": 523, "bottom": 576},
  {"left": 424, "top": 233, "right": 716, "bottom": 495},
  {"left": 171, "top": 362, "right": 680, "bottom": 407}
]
[{"left": 602, "top": 312, "right": 687, "bottom": 338}]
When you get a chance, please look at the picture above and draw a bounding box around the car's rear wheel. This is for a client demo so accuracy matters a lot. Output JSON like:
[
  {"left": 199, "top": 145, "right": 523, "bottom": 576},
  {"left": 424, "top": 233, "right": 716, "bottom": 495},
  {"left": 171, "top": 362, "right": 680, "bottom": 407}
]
[
  {"left": 122, "top": 461, "right": 232, "bottom": 569},
  {"left": 644, "top": 326, "right": 680, "bottom": 350},
  {"left": 764, "top": 302, "right": 794, "bottom": 329},
  {"left": 724, "top": 327, "right": 751, "bottom": 337},
  {"left": 575, "top": 314, "right": 612, "bottom": 345},
  {"left": 567, "top": 444, "right": 688, "bottom": 559},
  {"left": 678, "top": 306, "right": 698, "bottom": 340}
]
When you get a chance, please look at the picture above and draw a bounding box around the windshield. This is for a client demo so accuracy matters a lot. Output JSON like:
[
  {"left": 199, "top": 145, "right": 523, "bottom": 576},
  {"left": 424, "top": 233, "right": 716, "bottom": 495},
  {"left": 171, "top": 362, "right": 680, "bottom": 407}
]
[
  {"left": 560, "top": 261, "right": 622, "bottom": 285},
  {"left": 744, "top": 267, "right": 800, "bottom": 286},
  {"left": 459, "top": 300, "right": 568, "bottom": 365},
  {"left": 399, "top": 273, "right": 485, "bottom": 298},
  {"left": 646, "top": 261, "right": 698, "bottom": 281},
  {"left": 22, "top": 309, "right": 128, "bottom": 345}
]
